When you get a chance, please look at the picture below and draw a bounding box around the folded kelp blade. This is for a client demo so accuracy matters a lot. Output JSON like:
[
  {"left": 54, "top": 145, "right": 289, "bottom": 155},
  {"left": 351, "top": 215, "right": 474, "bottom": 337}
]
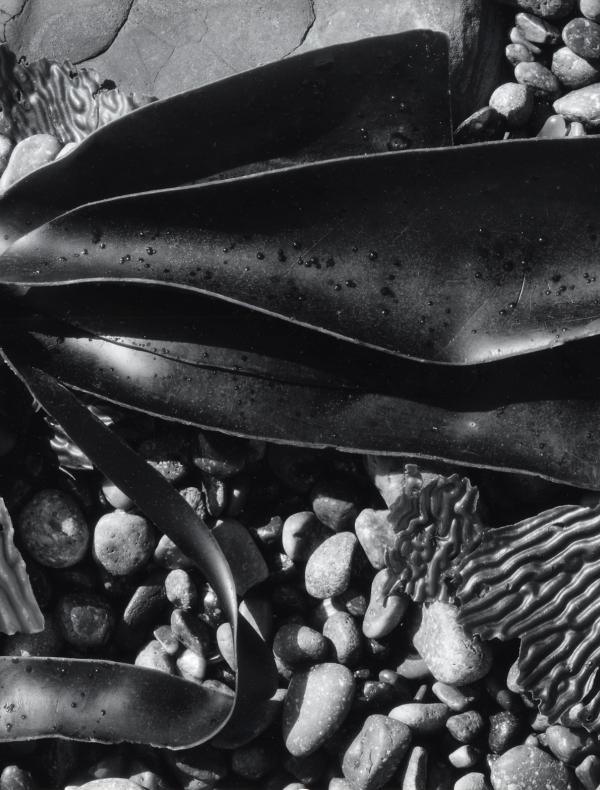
[
  {"left": 0, "top": 30, "right": 451, "bottom": 252},
  {"left": 5, "top": 137, "right": 600, "bottom": 365},
  {"left": 10, "top": 290, "right": 600, "bottom": 489},
  {"left": 456, "top": 505, "right": 600, "bottom": 731},
  {"left": 0, "top": 355, "right": 277, "bottom": 747}
]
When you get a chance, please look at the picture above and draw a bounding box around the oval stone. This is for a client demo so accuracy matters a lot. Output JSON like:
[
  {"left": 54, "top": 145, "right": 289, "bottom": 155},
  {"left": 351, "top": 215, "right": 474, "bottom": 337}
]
[
  {"left": 563, "top": 17, "right": 600, "bottom": 59},
  {"left": 490, "top": 745, "right": 577, "bottom": 790},
  {"left": 0, "top": 133, "right": 61, "bottom": 193},
  {"left": 554, "top": 84, "right": 600, "bottom": 127},
  {"left": 273, "top": 623, "right": 330, "bottom": 665},
  {"left": 581, "top": 0, "right": 600, "bottom": 20},
  {"left": 305, "top": 532, "right": 358, "bottom": 599},
  {"left": 516, "top": 12, "right": 560, "bottom": 44},
  {"left": 515, "top": 61, "right": 561, "bottom": 96},
  {"left": 323, "top": 612, "right": 362, "bottom": 666},
  {"left": 341, "top": 714, "right": 412, "bottom": 790},
  {"left": 282, "top": 663, "right": 355, "bottom": 756},
  {"left": 496, "top": 0, "right": 575, "bottom": 18},
  {"left": 505, "top": 43, "right": 535, "bottom": 66},
  {"left": 362, "top": 568, "right": 409, "bottom": 640},
  {"left": 389, "top": 702, "right": 449, "bottom": 734},
  {"left": 552, "top": 47, "right": 600, "bottom": 90}
]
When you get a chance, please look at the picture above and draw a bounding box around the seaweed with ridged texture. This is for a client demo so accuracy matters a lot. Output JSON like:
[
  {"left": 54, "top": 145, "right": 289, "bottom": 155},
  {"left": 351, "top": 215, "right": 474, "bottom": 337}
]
[{"left": 457, "top": 504, "right": 600, "bottom": 730}]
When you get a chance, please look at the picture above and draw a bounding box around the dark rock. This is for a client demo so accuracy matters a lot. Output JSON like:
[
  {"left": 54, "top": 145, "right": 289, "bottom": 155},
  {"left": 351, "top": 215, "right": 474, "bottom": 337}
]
[
  {"left": 515, "top": 12, "right": 559, "bottom": 44},
  {"left": 139, "top": 431, "right": 191, "bottom": 483},
  {"left": 563, "top": 17, "right": 600, "bottom": 60},
  {"left": 57, "top": 592, "right": 114, "bottom": 649},
  {"left": 310, "top": 476, "right": 359, "bottom": 532},
  {"left": 122, "top": 572, "right": 167, "bottom": 631},
  {"left": 354, "top": 508, "right": 395, "bottom": 569},
  {"left": 282, "top": 663, "right": 355, "bottom": 757},
  {"left": 323, "top": 612, "right": 362, "bottom": 666},
  {"left": 488, "top": 712, "right": 522, "bottom": 754},
  {"left": 93, "top": 510, "right": 155, "bottom": 576},
  {"left": 273, "top": 623, "right": 330, "bottom": 665},
  {"left": 231, "top": 742, "right": 272, "bottom": 780},
  {"left": 165, "top": 744, "right": 228, "bottom": 790},
  {"left": 171, "top": 608, "right": 211, "bottom": 657},
  {"left": 341, "top": 714, "right": 412, "bottom": 790},
  {"left": 17, "top": 489, "right": 89, "bottom": 569},
  {"left": 284, "top": 750, "right": 327, "bottom": 785}
]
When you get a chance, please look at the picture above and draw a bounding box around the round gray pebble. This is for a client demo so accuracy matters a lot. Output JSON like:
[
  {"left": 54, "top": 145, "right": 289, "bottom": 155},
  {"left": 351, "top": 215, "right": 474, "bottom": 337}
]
[
  {"left": 273, "top": 623, "right": 330, "bottom": 665},
  {"left": 18, "top": 489, "right": 89, "bottom": 569},
  {"left": 362, "top": 568, "right": 408, "bottom": 640},
  {"left": 490, "top": 745, "right": 577, "bottom": 790},
  {"left": 305, "top": 532, "right": 358, "bottom": 599},
  {"left": 581, "top": 0, "right": 600, "bottom": 20},
  {"left": 552, "top": 46, "right": 600, "bottom": 90},
  {"left": 563, "top": 16, "right": 600, "bottom": 59},
  {"left": 93, "top": 510, "right": 155, "bottom": 576},
  {"left": 489, "top": 82, "right": 534, "bottom": 128}
]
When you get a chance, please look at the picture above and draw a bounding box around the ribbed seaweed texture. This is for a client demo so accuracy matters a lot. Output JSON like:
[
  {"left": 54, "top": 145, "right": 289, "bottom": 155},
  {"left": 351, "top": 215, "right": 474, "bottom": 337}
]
[
  {"left": 457, "top": 504, "right": 600, "bottom": 730},
  {"left": 384, "top": 465, "right": 483, "bottom": 603},
  {"left": 0, "top": 45, "right": 154, "bottom": 143},
  {"left": 0, "top": 498, "right": 43, "bottom": 634}
]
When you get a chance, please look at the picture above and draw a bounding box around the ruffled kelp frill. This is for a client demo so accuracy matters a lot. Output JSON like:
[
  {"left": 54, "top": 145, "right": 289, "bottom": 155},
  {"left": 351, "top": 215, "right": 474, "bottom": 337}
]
[
  {"left": 384, "top": 464, "right": 483, "bottom": 603},
  {"left": 457, "top": 504, "right": 600, "bottom": 731},
  {"left": 0, "top": 44, "right": 155, "bottom": 144}
]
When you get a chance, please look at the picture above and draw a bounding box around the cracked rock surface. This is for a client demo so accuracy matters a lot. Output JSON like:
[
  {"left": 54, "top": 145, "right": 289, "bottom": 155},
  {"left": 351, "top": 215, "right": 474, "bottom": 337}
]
[{"left": 0, "top": 0, "right": 505, "bottom": 120}]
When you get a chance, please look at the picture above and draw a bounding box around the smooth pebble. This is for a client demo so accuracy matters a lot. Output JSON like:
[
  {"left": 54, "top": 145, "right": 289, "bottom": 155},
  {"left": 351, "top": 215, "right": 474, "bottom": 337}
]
[
  {"left": 305, "top": 532, "right": 357, "bottom": 599},
  {"left": 165, "top": 569, "right": 197, "bottom": 610},
  {"left": 454, "top": 773, "right": 489, "bottom": 790},
  {"left": 362, "top": 568, "right": 408, "bottom": 639},
  {"left": 515, "top": 61, "right": 561, "bottom": 96},
  {"left": 389, "top": 702, "right": 449, "bottom": 734},
  {"left": 563, "top": 17, "right": 600, "bottom": 59},
  {"left": 516, "top": 12, "right": 560, "bottom": 43},
  {"left": 93, "top": 511, "right": 155, "bottom": 576},
  {"left": 282, "top": 511, "right": 330, "bottom": 563},
  {"left": 446, "top": 711, "right": 485, "bottom": 743},
  {"left": 135, "top": 640, "right": 174, "bottom": 674},
  {"left": 0, "top": 133, "right": 61, "bottom": 192},
  {"left": 323, "top": 612, "right": 362, "bottom": 666},
  {"left": 554, "top": 83, "right": 600, "bottom": 126},
  {"left": 489, "top": 82, "right": 534, "bottom": 128},
  {"left": 581, "top": 0, "right": 600, "bottom": 20},
  {"left": 18, "top": 489, "right": 89, "bottom": 569},
  {"left": 310, "top": 476, "right": 359, "bottom": 532},
  {"left": 341, "top": 714, "right": 412, "bottom": 790},
  {"left": 551, "top": 46, "right": 600, "bottom": 90},
  {"left": 490, "top": 745, "right": 577, "bottom": 790}
]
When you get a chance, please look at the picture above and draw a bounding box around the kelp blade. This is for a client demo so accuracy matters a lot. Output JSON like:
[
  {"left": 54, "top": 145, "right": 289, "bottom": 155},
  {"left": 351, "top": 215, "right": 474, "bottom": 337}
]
[
  {"left": 0, "top": 356, "right": 277, "bottom": 747},
  {"left": 4, "top": 138, "right": 600, "bottom": 365},
  {"left": 0, "top": 30, "right": 450, "bottom": 252},
  {"left": 8, "top": 301, "right": 600, "bottom": 489}
]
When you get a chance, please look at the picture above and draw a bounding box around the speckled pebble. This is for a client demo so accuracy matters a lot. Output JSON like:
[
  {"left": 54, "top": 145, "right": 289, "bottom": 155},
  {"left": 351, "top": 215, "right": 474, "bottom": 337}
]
[
  {"left": 563, "top": 16, "right": 600, "bottom": 59},
  {"left": 165, "top": 569, "right": 198, "bottom": 610},
  {"left": 323, "top": 612, "right": 362, "bottom": 666},
  {"left": 389, "top": 702, "right": 449, "bottom": 734},
  {"left": 489, "top": 82, "right": 534, "bottom": 128},
  {"left": 93, "top": 510, "right": 155, "bottom": 576},
  {"left": 305, "top": 532, "right": 358, "bottom": 599},
  {"left": 282, "top": 511, "right": 331, "bottom": 563},
  {"left": 362, "top": 568, "right": 409, "bottom": 639},
  {"left": 554, "top": 83, "right": 600, "bottom": 126},
  {"left": 551, "top": 47, "right": 600, "bottom": 90},
  {"left": 57, "top": 593, "right": 114, "bottom": 650},
  {"left": 18, "top": 489, "right": 89, "bottom": 569},
  {"left": 341, "top": 714, "right": 412, "bottom": 790},
  {"left": 176, "top": 647, "right": 207, "bottom": 681},
  {"left": 282, "top": 663, "right": 355, "bottom": 756},
  {"left": 0, "top": 133, "right": 61, "bottom": 193},
  {"left": 310, "top": 476, "right": 359, "bottom": 532},
  {"left": 488, "top": 711, "right": 522, "bottom": 754},
  {"left": 581, "top": 0, "right": 600, "bottom": 20},
  {"left": 354, "top": 509, "right": 396, "bottom": 570},
  {"left": 454, "top": 773, "right": 489, "bottom": 790},
  {"left": 135, "top": 639, "right": 174, "bottom": 674},
  {"left": 516, "top": 11, "right": 560, "bottom": 43},
  {"left": 446, "top": 711, "right": 485, "bottom": 743},
  {"left": 505, "top": 42, "right": 535, "bottom": 66},
  {"left": 515, "top": 61, "right": 561, "bottom": 96},
  {"left": 490, "top": 745, "right": 577, "bottom": 790},
  {"left": 414, "top": 601, "right": 492, "bottom": 685},
  {"left": 274, "top": 623, "right": 330, "bottom": 665}
]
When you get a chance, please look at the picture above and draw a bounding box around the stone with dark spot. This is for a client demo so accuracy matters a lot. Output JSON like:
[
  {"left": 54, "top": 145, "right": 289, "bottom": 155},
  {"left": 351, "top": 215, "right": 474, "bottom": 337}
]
[
  {"left": 341, "top": 714, "right": 412, "bottom": 790},
  {"left": 310, "top": 476, "right": 359, "bottom": 532},
  {"left": 93, "top": 510, "right": 155, "bottom": 576},
  {"left": 488, "top": 712, "right": 523, "bottom": 754},
  {"left": 57, "top": 592, "right": 114, "bottom": 649},
  {"left": 274, "top": 622, "right": 330, "bottom": 665},
  {"left": 563, "top": 17, "right": 600, "bottom": 60}
]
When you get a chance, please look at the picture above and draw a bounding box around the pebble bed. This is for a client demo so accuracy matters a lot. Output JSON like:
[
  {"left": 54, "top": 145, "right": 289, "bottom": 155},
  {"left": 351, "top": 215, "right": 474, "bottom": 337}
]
[
  {"left": 0, "top": 404, "right": 597, "bottom": 790},
  {"left": 455, "top": 0, "right": 600, "bottom": 142}
]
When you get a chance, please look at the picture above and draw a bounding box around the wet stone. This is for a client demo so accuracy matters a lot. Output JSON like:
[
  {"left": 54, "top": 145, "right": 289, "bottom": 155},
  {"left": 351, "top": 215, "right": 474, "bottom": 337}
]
[
  {"left": 389, "top": 702, "right": 449, "bottom": 735},
  {"left": 446, "top": 711, "right": 485, "bottom": 743},
  {"left": 123, "top": 573, "right": 167, "bottom": 631},
  {"left": 171, "top": 608, "right": 211, "bottom": 657},
  {"left": 153, "top": 624, "right": 179, "bottom": 655},
  {"left": 310, "top": 476, "right": 359, "bottom": 532},
  {"left": 273, "top": 622, "right": 330, "bottom": 665},
  {"left": 0, "top": 135, "right": 13, "bottom": 176},
  {"left": 555, "top": 82, "right": 600, "bottom": 125},
  {"left": 505, "top": 43, "right": 535, "bottom": 66},
  {"left": 193, "top": 431, "right": 247, "bottom": 478},
  {"left": 282, "top": 511, "right": 331, "bottom": 563},
  {"left": 414, "top": 601, "right": 492, "bottom": 685},
  {"left": 232, "top": 742, "right": 272, "bottom": 780},
  {"left": 285, "top": 750, "right": 327, "bottom": 784},
  {"left": 490, "top": 745, "right": 577, "bottom": 790},
  {"left": 176, "top": 647, "right": 207, "bottom": 681},
  {"left": 515, "top": 61, "right": 561, "bottom": 96},
  {"left": 165, "top": 569, "right": 198, "bottom": 611},
  {"left": 2, "top": 614, "right": 63, "bottom": 657},
  {"left": 139, "top": 432, "right": 190, "bottom": 483},
  {"left": 581, "top": 0, "right": 600, "bottom": 21},
  {"left": 537, "top": 113, "right": 568, "bottom": 138},
  {"left": 93, "top": 510, "right": 155, "bottom": 576},
  {"left": 489, "top": 82, "right": 534, "bottom": 128},
  {"left": 362, "top": 568, "right": 409, "bottom": 640},
  {"left": 516, "top": 12, "right": 560, "bottom": 44},
  {"left": 353, "top": 679, "right": 408, "bottom": 713},
  {"left": 282, "top": 663, "right": 355, "bottom": 757},
  {"left": 354, "top": 509, "right": 396, "bottom": 569},
  {"left": 268, "top": 445, "right": 322, "bottom": 493},
  {"left": 305, "top": 532, "right": 358, "bottom": 599},
  {"left": 323, "top": 612, "right": 362, "bottom": 667},
  {"left": 165, "top": 744, "right": 228, "bottom": 790},
  {"left": 57, "top": 592, "right": 114, "bottom": 649},
  {"left": 213, "top": 687, "right": 286, "bottom": 749},
  {"left": 396, "top": 655, "right": 431, "bottom": 680},
  {"left": 17, "top": 489, "right": 89, "bottom": 569},
  {"left": 135, "top": 640, "right": 174, "bottom": 674},
  {"left": 0, "top": 133, "right": 62, "bottom": 193},
  {"left": 341, "top": 714, "right": 412, "bottom": 790},
  {"left": 78, "top": 782, "right": 142, "bottom": 790},
  {"left": 551, "top": 47, "right": 600, "bottom": 90},
  {"left": 212, "top": 518, "right": 268, "bottom": 596},
  {"left": 202, "top": 474, "right": 227, "bottom": 518},
  {"left": 563, "top": 17, "right": 600, "bottom": 60},
  {"left": 488, "top": 712, "right": 522, "bottom": 754},
  {"left": 101, "top": 478, "right": 133, "bottom": 511},
  {"left": 432, "top": 682, "right": 477, "bottom": 712}
]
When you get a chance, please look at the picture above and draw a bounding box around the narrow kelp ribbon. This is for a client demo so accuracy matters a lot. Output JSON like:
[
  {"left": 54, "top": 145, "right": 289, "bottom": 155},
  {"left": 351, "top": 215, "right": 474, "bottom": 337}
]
[{"left": 0, "top": 350, "right": 277, "bottom": 748}]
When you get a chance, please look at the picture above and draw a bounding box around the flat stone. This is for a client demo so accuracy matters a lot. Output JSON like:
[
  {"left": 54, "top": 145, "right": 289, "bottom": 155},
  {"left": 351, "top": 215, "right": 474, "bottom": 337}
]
[
  {"left": 212, "top": 518, "right": 268, "bottom": 596},
  {"left": 322, "top": 612, "right": 362, "bottom": 666},
  {"left": 389, "top": 702, "right": 449, "bottom": 734},
  {"left": 282, "top": 663, "right": 355, "bottom": 757},
  {"left": 489, "top": 82, "right": 534, "bottom": 129},
  {"left": 516, "top": 12, "right": 560, "bottom": 44},
  {"left": 341, "top": 714, "right": 412, "bottom": 790},
  {"left": 515, "top": 61, "right": 561, "bottom": 96},
  {"left": 305, "top": 532, "right": 358, "bottom": 599},
  {"left": 413, "top": 601, "right": 492, "bottom": 686},
  {"left": 551, "top": 47, "right": 600, "bottom": 90},
  {"left": 354, "top": 508, "right": 396, "bottom": 570},
  {"left": 171, "top": 608, "right": 211, "bottom": 657},
  {"left": 79, "top": 782, "right": 142, "bottom": 790},
  {"left": 122, "top": 572, "right": 167, "bottom": 630},
  {"left": 563, "top": 17, "right": 600, "bottom": 60},
  {"left": 282, "top": 511, "right": 331, "bottom": 563},
  {"left": 554, "top": 83, "right": 600, "bottom": 127},
  {"left": 581, "top": 0, "right": 600, "bottom": 20},
  {"left": 362, "top": 568, "right": 408, "bottom": 639},
  {"left": 274, "top": 622, "right": 330, "bottom": 665},
  {"left": 490, "top": 745, "right": 577, "bottom": 790},
  {"left": 152, "top": 624, "right": 179, "bottom": 656}
]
